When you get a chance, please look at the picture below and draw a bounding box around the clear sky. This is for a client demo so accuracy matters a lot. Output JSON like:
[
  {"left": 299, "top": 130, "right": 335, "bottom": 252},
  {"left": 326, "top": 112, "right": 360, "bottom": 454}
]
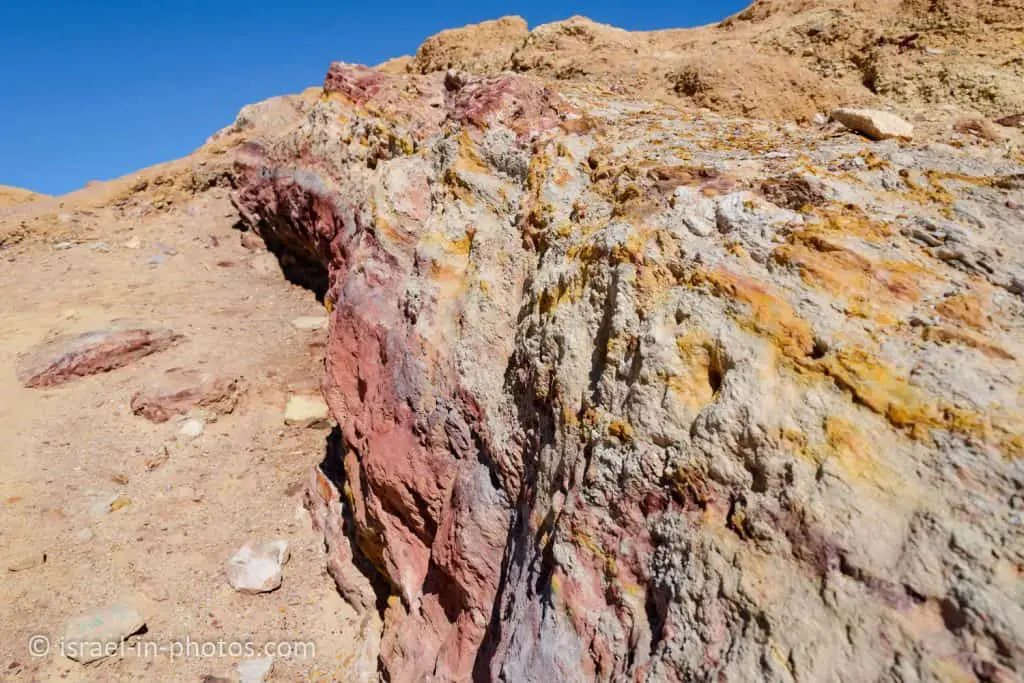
[{"left": 0, "top": 1, "right": 749, "bottom": 195}]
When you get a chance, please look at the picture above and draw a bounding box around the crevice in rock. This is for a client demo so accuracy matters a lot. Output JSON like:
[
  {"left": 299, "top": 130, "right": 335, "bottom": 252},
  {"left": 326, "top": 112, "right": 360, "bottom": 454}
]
[
  {"left": 245, "top": 220, "right": 330, "bottom": 301},
  {"left": 318, "top": 427, "right": 392, "bottom": 615}
]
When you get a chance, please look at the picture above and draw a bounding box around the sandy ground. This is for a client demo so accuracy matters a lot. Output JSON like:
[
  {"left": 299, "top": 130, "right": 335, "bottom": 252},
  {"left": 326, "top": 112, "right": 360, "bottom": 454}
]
[{"left": 0, "top": 187, "right": 366, "bottom": 682}]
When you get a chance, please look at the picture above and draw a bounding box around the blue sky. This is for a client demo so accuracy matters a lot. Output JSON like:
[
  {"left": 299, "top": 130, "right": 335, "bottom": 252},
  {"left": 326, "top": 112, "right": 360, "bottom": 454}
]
[{"left": 0, "top": 1, "right": 749, "bottom": 195}]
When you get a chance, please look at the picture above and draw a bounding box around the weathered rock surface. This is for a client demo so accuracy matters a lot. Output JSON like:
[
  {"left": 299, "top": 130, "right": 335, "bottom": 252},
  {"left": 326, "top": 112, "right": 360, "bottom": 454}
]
[
  {"left": 60, "top": 604, "right": 146, "bottom": 663},
  {"left": 232, "top": 46, "right": 1024, "bottom": 682},
  {"left": 18, "top": 326, "right": 184, "bottom": 388}
]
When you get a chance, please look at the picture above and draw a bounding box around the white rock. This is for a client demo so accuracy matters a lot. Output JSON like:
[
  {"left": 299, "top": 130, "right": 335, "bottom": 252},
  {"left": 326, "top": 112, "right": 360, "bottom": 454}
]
[
  {"left": 667, "top": 186, "right": 716, "bottom": 237},
  {"left": 61, "top": 604, "right": 145, "bottom": 663},
  {"left": 283, "top": 395, "right": 330, "bottom": 428},
  {"left": 179, "top": 418, "right": 205, "bottom": 440},
  {"left": 830, "top": 107, "right": 914, "bottom": 140},
  {"left": 237, "top": 656, "right": 275, "bottom": 683},
  {"left": 226, "top": 540, "right": 290, "bottom": 594},
  {"left": 124, "top": 237, "right": 141, "bottom": 250},
  {"left": 137, "top": 577, "right": 169, "bottom": 602},
  {"left": 290, "top": 316, "right": 328, "bottom": 331}
]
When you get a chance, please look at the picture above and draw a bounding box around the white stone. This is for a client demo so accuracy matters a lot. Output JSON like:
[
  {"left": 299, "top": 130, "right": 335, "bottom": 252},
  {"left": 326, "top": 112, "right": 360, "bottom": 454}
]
[
  {"left": 830, "top": 107, "right": 914, "bottom": 140},
  {"left": 226, "top": 540, "right": 290, "bottom": 594},
  {"left": 237, "top": 656, "right": 275, "bottom": 683},
  {"left": 179, "top": 419, "right": 205, "bottom": 440},
  {"left": 60, "top": 604, "right": 145, "bottom": 663},
  {"left": 290, "top": 316, "right": 328, "bottom": 331},
  {"left": 283, "top": 395, "right": 330, "bottom": 428}
]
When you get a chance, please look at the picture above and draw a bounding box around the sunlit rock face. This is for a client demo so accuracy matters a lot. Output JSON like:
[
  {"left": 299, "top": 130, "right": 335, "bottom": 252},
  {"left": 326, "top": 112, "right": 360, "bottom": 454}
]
[{"left": 234, "top": 55, "right": 1024, "bottom": 682}]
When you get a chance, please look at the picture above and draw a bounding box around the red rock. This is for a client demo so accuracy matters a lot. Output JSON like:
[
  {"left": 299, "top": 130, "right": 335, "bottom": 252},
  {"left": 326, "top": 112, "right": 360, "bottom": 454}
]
[
  {"left": 18, "top": 327, "right": 184, "bottom": 388},
  {"left": 995, "top": 113, "right": 1023, "bottom": 128},
  {"left": 130, "top": 371, "right": 245, "bottom": 422}
]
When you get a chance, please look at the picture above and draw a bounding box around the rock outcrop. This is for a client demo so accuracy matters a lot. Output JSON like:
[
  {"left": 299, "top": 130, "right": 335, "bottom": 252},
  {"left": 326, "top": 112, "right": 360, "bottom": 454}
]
[{"left": 233, "top": 31, "right": 1024, "bottom": 679}]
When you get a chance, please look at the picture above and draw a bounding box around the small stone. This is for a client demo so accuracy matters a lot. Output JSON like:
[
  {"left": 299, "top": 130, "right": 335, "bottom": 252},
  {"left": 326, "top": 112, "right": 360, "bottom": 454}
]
[
  {"left": 179, "top": 419, "right": 205, "bottom": 440},
  {"left": 226, "top": 540, "right": 290, "bottom": 594},
  {"left": 236, "top": 656, "right": 274, "bottom": 683},
  {"left": 830, "top": 107, "right": 914, "bottom": 140},
  {"left": 74, "top": 528, "right": 94, "bottom": 543},
  {"left": 240, "top": 231, "right": 265, "bottom": 251},
  {"left": 60, "top": 604, "right": 145, "bottom": 663},
  {"left": 7, "top": 550, "right": 46, "bottom": 572},
  {"left": 109, "top": 495, "right": 131, "bottom": 513},
  {"left": 812, "top": 112, "right": 828, "bottom": 126},
  {"left": 137, "top": 577, "right": 169, "bottom": 602},
  {"left": 144, "top": 446, "right": 171, "bottom": 471},
  {"left": 124, "top": 237, "right": 141, "bottom": 250},
  {"left": 290, "top": 316, "right": 328, "bottom": 331},
  {"left": 53, "top": 242, "right": 74, "bottom": 250},
  {"left": 283, "top": 395, "right": 330, "bottom": 428},
  {"left": 149, "top": 254, "right": 166, "bottom": 265}
]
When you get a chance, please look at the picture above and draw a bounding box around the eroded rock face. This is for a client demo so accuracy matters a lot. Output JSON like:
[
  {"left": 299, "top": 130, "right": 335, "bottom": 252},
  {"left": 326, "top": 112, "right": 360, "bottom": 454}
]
[{"left": 233, "top": 61, "right": 1024, "bottom": 682}]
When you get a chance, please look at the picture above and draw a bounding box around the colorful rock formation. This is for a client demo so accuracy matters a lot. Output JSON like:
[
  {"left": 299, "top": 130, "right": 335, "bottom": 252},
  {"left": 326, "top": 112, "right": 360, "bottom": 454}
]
[{"left": 225, "top": 2, "right": 1024, "bottom": 680}]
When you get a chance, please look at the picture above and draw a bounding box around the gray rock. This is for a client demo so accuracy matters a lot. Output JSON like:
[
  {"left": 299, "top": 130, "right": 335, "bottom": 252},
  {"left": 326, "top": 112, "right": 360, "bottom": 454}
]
[{"left": 60, "top": 604, "right": 145, "bottom": 663}]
